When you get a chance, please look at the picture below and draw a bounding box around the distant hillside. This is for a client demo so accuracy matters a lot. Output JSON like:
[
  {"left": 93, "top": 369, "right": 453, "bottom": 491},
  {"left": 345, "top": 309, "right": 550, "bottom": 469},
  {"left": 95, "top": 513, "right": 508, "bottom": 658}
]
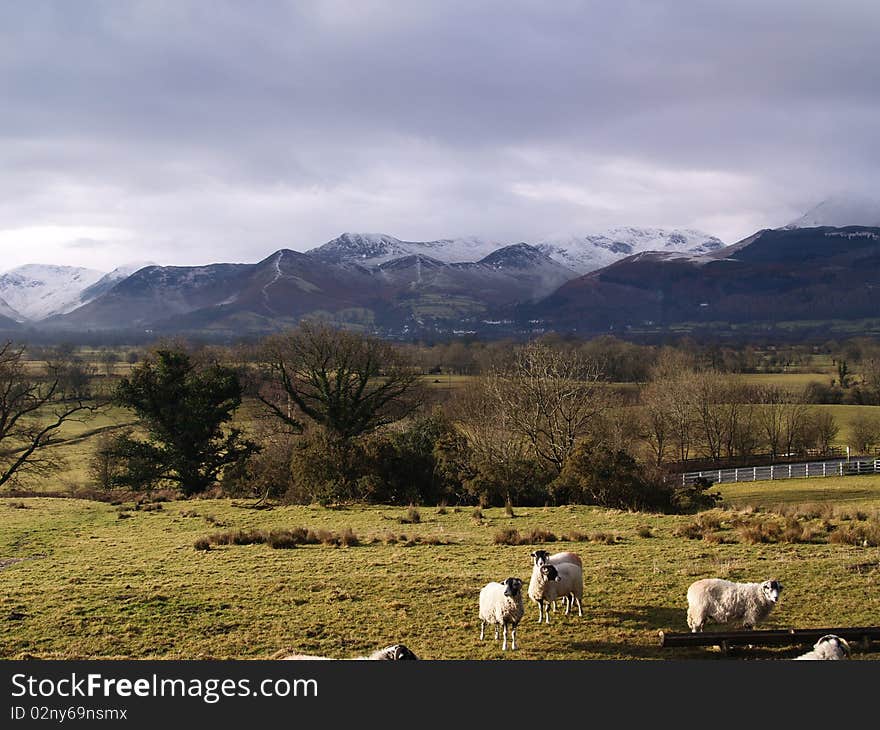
[{"left": 525, "top": 226, "right": 880, "bottom": 332}]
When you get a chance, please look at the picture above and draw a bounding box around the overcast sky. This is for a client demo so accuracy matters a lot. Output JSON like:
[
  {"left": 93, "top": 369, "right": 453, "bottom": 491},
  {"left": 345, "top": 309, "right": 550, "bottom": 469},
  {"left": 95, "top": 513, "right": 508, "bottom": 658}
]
[{"left": 1, "top": 0, "right": 878, "bottom": 272}]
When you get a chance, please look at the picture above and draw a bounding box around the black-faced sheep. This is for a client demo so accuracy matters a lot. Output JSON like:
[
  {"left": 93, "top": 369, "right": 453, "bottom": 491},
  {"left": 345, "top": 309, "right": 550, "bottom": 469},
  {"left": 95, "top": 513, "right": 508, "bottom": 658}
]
[
  {"left": 281, "top": 644, "right": 419, "bottom": 660},
  {"left": 528, "top": 562, "right": 583, "bottom": 624},
  {"left": 686, "top": 578, "right": 783, "bottom": 632},
  {"left": 793, "top": 635, "right": 851, "bottom": 660},
  {"left": 479, "top": 577, "right": 524, "bottom": 651},
  {"left": 529, "top": 550, "right": 583, "bottom": 613}
]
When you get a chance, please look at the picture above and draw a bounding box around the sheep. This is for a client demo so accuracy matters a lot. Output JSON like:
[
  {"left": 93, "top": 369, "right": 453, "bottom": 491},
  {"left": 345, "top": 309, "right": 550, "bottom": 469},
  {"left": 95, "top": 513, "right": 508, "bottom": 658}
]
[
  {"left": 528, "top": 562, "right": 583, "bottom": 624},
  {"left": 479, "top": 577, "right": 524, "bottom": 651},
  {"left": 280, "top": 644, "right": 419, "bottom": 660},
  {"left": 793, "top": 635, "right": 851, "bottom": 660},
  {"left": 530, "top": 549, "right": 583, "bottom": 568},
  {"left": 686, "top": 578, "right": 783, "bottom": 632},
  {"left": 529, "top": 550, "right": 583, "bottom": 613}
]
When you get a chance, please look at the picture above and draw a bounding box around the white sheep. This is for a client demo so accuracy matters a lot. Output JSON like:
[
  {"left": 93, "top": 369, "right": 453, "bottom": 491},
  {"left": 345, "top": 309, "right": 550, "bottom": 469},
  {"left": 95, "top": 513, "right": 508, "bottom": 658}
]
[
  {"left": 793, "top": 635, "right": 851, "bottom": 660},
  {"left": 686, "top": 578, "right": 783, "bottom": 632},
  {"left": 528, "top": 562, "right": 583, "bottom": 624},
  {"left": 479, "top": 577, "right": 525, "bottom": 651},
  {"left": 280, "top": 644, "right": 419, "bottom": 660},
  {"left": 529, "top": 550, "right": 583, "bottom": 613}
]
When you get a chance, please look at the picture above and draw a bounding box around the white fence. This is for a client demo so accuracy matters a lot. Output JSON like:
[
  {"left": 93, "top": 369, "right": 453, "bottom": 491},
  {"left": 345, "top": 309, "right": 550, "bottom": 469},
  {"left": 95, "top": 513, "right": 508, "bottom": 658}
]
[{"left": 681, "top": 458, "right": 880, "bottom": 486}]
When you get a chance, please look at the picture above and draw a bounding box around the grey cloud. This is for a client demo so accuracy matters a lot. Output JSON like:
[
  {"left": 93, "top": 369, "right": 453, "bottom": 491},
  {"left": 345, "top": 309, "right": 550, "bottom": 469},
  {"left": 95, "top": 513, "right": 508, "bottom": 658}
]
[{"left": 0, "top": 0, "right": 878, "bottom": 271}]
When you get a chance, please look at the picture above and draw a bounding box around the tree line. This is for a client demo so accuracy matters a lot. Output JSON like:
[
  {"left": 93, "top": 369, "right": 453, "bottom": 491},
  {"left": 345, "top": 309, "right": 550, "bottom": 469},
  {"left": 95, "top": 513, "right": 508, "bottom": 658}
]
[{"left": 4, "top": 327, "right": 880, "bottom": 513}]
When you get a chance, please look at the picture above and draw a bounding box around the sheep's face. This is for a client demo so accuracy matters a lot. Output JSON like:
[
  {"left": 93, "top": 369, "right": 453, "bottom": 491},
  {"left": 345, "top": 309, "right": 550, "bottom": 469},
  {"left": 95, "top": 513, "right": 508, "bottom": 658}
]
[
  {"left": 382, "top": 644, "right": 418, "bottom": 660},
  {"left": 502, "top": 577, "right": 523, "bottom": 597},
  {"left": 762, "top": 580, "right": 783, "bottom": 603},
  {"left": 815, "top": 635, "right": 850, "bottom": 658},
  {"left": 540, "top": 565, "right": 561, "bottom": 582},
  {"left": 530, "top": 550, "right": 551, "bottom": 566}
]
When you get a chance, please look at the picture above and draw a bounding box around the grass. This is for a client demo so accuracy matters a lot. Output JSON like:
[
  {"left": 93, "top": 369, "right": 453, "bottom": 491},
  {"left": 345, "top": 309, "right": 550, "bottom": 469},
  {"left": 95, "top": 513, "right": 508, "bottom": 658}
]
[
  {"left": 2, "top": 483, "right": 880, "bottom": 660},
  {"left": 718, "top": 474, "right": 880, "bottom": 510}
]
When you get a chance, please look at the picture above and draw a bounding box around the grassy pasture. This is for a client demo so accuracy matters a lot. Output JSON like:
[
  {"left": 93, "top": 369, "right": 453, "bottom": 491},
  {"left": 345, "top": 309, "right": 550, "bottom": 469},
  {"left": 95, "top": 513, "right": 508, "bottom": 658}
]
[{"left": 2, "top": 477, "right": 879, "bottom": 661}]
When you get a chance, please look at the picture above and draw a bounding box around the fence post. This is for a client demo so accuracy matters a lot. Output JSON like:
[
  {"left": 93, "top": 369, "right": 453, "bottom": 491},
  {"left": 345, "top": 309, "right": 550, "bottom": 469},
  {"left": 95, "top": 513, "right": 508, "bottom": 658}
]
[
  {"left": 806, "top": 463, "right": 809, "bottom": 478},
  {"left": 735, "top": 468, "right": 739, "bottom": 482},
  {"left": 770, "top": 465, "right": 774, "bottom": 480},
  {"left": 718, "top": 469, "right": 722, "bottom": 483},
  {"left": 839, "top": 463, "right": 844, "bottom": 476},
  {"left": 788, "top": 464, "right": 792, "bottom": 478},
  {"left": 823, "top": 462, "right": 826, "bottom": 477},
  {"left": 753, "top": 467, "right": 757, "bottom": 481}
]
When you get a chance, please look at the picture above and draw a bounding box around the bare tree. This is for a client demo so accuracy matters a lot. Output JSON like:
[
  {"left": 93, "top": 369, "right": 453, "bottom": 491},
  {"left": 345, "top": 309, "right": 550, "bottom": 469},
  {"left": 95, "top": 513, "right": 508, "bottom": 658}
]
[
  {"left": 0, "top": 341, "right": 100, "bottom": 488},
  {"left": 640, "top": 350, "right": 697, "bottom": 464},
  {"left": 481, "top": 342, "right": 607, "bottom": 473},
  {"left": 257, "top": 323, "right": 425, "bottom": 441},
  {"left": 756, "top": 386, "right": 811, "bottom": 458}
]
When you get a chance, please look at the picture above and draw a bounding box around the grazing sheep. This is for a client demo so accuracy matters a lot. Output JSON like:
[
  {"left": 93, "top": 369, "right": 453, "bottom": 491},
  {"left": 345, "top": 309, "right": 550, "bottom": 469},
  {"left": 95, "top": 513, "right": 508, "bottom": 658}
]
[
  {"left": 281, "top": 644, "right": 419, "bottom": 660},
  {"left": 530, "top": 549, "right": 583, "bottom": 568},
  {"left": 793, "top": 635, "right": 851, "bottom": 660},
  {"left": 529, "top": 550, "right": 583, "bottom": 612},
  {"left": 686, "top": 578, "right": 783, "bottom": 632},
  {"left": 479, "top": 577, "right": 525, "bottom": 651},
  {"left": 528, "top": 563, "right": 583, "bottom": 624}
]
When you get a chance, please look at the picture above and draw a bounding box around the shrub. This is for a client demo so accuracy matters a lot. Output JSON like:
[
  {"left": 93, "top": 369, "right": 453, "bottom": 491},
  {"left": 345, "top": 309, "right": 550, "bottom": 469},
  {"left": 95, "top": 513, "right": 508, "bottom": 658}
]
[
  {"left": 523, "top": 528, "right": 557, "bottom": 543},
  {"left": 560, "top": 530, "right": 590, "bottom": 542},
  {"left": 636, "top": 525, "right": 654, "bottom": 538},
  {"left": 493, "top": 528, "right": 522, "bottom": 545},
  {"left": 737, "top": 521, "right": 782, "bottom": 544},
  {"left": 471, "top": 507, "right": 484, "bottom": 523},
  {"left": 829, "top": 522, "right": 880, "bottom": 547},
  {"left": 504, "top": 500, "right": 516, "bottom": 518},
  {"left": 399, "top": 506, "right": 421, "bottom": 524},
  {"left": 266, "top": 530, "right": 299, "bottom": 549},
  {"left": 589, "top": 531, "right": 620, "bottom": 545},
  {"left": 193, "top": 538, "right": 212, "bottom": 551}
]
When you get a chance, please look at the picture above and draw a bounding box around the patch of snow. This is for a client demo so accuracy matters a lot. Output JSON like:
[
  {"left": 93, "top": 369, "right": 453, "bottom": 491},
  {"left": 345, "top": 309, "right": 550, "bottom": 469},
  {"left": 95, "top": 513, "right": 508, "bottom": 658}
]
[
  {"left": 0, "top": 264, "right": 106, "bottom": 320},
  {"left": 536, "top": 227, "right": 725, "bottom": 274}
]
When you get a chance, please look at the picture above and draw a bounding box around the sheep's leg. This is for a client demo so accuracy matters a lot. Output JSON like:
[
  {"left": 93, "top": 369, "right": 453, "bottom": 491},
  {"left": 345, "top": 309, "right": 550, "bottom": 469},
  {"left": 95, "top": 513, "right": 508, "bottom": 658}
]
[
  {"left": 543, "top": 600, "right": 551, "bottom": 623},
  {"left": 510, "top": 625, "right": 517, "bottom": 651},
  {"left": 551, "top": 600, "right": 556, "bottom": 613},
  {"left": 573, "top": 595, "right": 582, "bottom": 617},
  {"left": 480, "top": 621, "right": 485, "bottom": 640},
  {"left": 494, "top": 625, "right": 499, "bottom": 640},
  {"left": 564, "top": 595, "right": 571, "bottom": 615},
  {"left": 536, "top": 600, "right": 544, "bottom": 623},
  {"left": 501, "top": 625, "right": 508, "bottom": 651}
]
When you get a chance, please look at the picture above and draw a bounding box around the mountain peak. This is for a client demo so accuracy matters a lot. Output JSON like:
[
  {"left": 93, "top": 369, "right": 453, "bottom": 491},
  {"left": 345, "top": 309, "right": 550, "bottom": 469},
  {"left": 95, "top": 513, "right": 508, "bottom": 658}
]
[
  {"left": 0, "top": 264, "right": 106, "bottom": 320},
  {"left": 785, "top": 195, "right": 880, "bottom": 229},
  {"left": 480, "top": 243, "right": 548, "bottom": 268},
  {"left": 536, "top": 227, "right": 725, "bottom": 274}
]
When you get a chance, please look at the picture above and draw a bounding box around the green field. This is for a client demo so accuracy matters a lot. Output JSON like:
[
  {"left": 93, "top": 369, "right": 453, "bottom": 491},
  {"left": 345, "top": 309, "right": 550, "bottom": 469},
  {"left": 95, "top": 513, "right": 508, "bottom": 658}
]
[{"left": 2, "top": 476, "right": 879, "bottom": 661}]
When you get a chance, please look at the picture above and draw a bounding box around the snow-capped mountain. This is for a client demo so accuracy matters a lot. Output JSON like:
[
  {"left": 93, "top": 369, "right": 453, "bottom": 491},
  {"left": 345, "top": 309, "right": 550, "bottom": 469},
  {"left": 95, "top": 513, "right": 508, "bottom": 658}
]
[
  {"left": 0, "top": 295, "right": 23, "bottom": 323},
  {"left": 785, "top": 195, "right": 880, "bottom": 229},
  {"left": 307, "top": 232, "right": 504, "bottom": 267},
  {"left": 535, "top": 227, "right": 726, "bottom": 274},
  {"left": 309, "top": 229, "right": 725, "bottom": 274},
  {"left": 77, "top": 261, "right": 156, "bottom": 306},
  {"left": 0, "top": 264, "right": 105, "bottom": 321}
]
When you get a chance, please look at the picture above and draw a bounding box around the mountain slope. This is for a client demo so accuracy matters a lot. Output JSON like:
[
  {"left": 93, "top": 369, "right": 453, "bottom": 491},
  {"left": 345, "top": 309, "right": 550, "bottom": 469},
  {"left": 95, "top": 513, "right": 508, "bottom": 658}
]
[
  {"left": 307, "top": 232, "right": 503, "bottom": 267},
  {"left": 0, "top": 264, "right": 106, "bottom": 320},
  {"left": 0, "top": 295, "right": 23, "bottom": 323},
  {"left": 786, "top": 196, "right": 880, "bottom": 229},
  {"left": 526, "top": 226, "right": 880, "bottom": 331},
  {"left": 77, "top": 262, "right": 156, "bottom": 306},
  {"left": 535, "top": 227, "right": 725, "bottom": 274}
]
